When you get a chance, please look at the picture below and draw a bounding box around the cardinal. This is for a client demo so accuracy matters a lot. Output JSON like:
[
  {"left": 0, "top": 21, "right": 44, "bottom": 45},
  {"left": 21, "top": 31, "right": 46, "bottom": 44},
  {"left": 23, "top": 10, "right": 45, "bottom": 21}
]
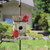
[
  {"left": 23, "top": 14, "right": 29, "bottom": 21},
  {"left": 12, "top": 29, "right": 19, "bottom": 37}
]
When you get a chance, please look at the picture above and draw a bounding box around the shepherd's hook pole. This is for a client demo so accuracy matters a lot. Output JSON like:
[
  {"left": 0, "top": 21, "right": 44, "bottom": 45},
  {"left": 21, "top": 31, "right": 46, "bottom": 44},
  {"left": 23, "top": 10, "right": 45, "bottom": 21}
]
[
  {"left": 19, "top": 40, "right": 21, "bottom": 50},
  {"left": 19, "top": 0, "right": 21, "bottom": 50}
]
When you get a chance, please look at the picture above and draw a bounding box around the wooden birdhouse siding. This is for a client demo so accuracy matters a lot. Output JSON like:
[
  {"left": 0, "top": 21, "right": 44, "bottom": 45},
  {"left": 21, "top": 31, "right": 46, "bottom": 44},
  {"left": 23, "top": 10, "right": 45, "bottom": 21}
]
[{"left": 13, "top": 22, "right": 27, "bottom": 36}]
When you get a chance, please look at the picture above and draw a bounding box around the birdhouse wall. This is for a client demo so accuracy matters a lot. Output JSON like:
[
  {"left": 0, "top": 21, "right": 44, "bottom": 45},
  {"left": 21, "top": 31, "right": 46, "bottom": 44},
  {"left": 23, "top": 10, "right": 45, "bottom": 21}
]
[{"left": 13, "top": 22, "right": 27, "bottom": 36}]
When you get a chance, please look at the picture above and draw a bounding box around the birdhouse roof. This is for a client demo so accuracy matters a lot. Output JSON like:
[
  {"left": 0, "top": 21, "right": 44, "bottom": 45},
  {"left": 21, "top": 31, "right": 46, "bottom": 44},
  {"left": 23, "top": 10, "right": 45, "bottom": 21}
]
[{"left": 17, "top": 0, "right": 34, "bottom": 7}]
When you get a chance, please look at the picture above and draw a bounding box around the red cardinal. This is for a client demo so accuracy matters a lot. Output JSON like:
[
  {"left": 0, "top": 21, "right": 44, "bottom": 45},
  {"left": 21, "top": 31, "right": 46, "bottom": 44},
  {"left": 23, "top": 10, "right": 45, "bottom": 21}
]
[
  {"left": 12, "top": 29, "right": 19, "bottom": 37},
  {"left": 23, "top": 14, "right": 29, "bottom": 21}
]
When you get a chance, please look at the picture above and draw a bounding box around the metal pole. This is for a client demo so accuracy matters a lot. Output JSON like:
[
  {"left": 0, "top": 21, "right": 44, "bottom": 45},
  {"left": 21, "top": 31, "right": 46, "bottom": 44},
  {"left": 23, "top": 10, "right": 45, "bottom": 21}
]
[
  {"left": 19, "top": 0, "right": 21, "bottom": 50},
  {"left": 19, "top": 40, "right": 21, "bottom": 50},
  {"left": 20, "top": 0, "right": 21, "bottom": 16},
  {"left": 19, "top": 0, "right": 21, "bottom": 16}
]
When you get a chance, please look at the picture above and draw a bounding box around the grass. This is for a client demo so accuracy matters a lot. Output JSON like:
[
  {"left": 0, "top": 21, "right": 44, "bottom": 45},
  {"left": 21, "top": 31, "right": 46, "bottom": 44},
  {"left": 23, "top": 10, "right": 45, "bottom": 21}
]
[{"left": 0, "top": 40, "right": 50, "bottom": 50}]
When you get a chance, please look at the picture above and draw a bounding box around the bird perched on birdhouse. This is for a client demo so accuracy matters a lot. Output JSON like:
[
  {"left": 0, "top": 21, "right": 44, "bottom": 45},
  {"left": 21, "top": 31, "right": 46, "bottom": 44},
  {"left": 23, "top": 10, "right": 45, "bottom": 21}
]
[{"left": 23, "top": 14, "right": 29, "bottom": 21}]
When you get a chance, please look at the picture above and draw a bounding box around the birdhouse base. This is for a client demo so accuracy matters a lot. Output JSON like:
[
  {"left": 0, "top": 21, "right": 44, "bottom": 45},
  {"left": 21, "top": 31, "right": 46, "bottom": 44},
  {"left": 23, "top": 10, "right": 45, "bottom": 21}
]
[
  {"left": 2, "top": 36, "right": 36, "bottom": 41},
  {"left": 16, "top": 36, "right": 33, "bottom": 40}
]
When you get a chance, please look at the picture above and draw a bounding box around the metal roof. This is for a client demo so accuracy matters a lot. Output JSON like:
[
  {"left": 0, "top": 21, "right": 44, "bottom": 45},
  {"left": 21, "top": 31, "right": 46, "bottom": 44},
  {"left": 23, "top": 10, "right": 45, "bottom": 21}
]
[{"left": 17, "top": 0, "right": 34, "bottom": 7}]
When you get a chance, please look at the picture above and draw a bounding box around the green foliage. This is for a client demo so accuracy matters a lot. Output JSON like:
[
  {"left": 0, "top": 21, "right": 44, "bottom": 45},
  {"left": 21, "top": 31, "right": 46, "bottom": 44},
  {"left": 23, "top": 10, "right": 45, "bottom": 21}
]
[
  {"left": 45, "top": 13, "right": 50, "bottom": 31},
  {"left": 0, "top": 22, "right": 8, "bottom": 33},
  {"left": 27, "top": 25, "right": 31, "bottom": 32},
  {"left": 28, "top": 32, "right": 38, "bottom": 37},
  {"left": 37, "top": 34, "right": 43, "bottom": 39},
  {"left": 32, "top": 0, "right": 50, "bottom": 30},
  {"left": 27, "top": 25, "right": 43, "bottom": 39},
  {"left": 34, "top": 0, "right": 50, "bottom": 13},
  {"left": 27, "top": 32, "right": 43, "bottom": 39},
  {"left": 0, "top": 22, "right": 13, "bottom": 38},
  {"left": 38, "top": 13, "right": 48, "bottom": 30},
  {"left": 44, "top": 30, "right": 50, "bottom": 33}
]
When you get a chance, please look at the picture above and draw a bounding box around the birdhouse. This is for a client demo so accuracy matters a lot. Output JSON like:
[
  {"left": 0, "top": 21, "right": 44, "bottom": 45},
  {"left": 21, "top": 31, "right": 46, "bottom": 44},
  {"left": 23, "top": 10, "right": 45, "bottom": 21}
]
[
  {"left": 13, "top": 14, "right": 29, "bottom": 37},
  {"left": 13, "top": 22, "right": 27, "bottom": 36}
]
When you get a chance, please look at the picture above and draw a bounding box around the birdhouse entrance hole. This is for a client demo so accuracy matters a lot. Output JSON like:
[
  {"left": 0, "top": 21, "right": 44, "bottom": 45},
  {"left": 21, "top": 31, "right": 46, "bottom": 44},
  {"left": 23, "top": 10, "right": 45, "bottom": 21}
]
[{"left": 19, "top": 26, "right": 23, "bottom": 30}]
